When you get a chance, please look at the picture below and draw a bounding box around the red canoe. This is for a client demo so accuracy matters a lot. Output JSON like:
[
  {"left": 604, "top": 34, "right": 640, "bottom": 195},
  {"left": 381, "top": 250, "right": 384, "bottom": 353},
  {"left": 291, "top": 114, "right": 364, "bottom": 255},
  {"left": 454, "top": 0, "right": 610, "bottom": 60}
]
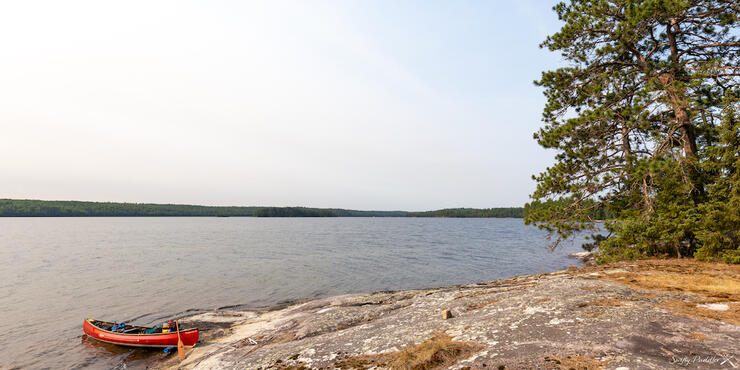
[{"left": 83, "top": 319, "right": 199, "bottom": 348}]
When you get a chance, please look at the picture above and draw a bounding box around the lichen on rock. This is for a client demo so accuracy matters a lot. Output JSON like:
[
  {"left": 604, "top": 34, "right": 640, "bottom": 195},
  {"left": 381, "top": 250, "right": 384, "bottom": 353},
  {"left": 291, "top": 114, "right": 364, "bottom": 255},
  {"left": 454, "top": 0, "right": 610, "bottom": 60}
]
[{"left": 164, "top": 259, "right": 739, "bottom": 370}]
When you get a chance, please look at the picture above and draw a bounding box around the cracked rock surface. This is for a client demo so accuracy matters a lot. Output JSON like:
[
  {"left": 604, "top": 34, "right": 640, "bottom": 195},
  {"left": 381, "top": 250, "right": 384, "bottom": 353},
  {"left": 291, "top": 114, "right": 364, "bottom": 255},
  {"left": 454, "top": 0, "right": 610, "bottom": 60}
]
[{"left": 162, "top": 265, "right": 739, "bottom": 369}]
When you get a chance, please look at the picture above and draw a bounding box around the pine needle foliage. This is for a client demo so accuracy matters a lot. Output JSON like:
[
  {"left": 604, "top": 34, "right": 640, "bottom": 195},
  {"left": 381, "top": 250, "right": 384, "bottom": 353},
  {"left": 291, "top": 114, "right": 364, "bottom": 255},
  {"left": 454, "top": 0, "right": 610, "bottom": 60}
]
[{"left": 525, "top": 0, "right": 740, "bottom": 263}]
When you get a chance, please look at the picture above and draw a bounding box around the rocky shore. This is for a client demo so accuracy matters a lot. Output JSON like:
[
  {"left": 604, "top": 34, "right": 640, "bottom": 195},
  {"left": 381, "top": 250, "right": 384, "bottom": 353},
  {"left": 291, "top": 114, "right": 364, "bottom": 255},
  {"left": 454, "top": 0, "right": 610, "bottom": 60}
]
[{"left": 164, "top": 260, "right": 739, "bottom": 369}]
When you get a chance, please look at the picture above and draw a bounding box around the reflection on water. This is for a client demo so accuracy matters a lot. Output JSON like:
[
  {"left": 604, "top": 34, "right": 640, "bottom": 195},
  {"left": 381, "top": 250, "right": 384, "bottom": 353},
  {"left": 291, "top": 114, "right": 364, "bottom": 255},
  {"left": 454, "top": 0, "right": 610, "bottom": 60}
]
[
  {"left": 76, "top": 336, "right": 167, "bottom": 369},
  {"left": 0, "top": 217, "right": 586, "bottom": 368}
]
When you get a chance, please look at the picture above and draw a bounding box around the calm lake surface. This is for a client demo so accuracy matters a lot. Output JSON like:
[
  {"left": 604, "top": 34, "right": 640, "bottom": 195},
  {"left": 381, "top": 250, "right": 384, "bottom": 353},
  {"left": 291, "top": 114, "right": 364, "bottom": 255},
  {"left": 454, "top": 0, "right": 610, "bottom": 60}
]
[{"left": 0, "top": 217, "right": 587, "bottom": 369}]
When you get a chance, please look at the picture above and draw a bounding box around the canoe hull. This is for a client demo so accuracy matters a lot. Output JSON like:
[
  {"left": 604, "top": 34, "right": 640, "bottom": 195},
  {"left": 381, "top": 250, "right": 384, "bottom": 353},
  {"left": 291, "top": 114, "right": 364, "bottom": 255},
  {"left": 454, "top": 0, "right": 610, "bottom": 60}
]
[{"left": 83, "top": 319, "right": 199, "bottom": 348}]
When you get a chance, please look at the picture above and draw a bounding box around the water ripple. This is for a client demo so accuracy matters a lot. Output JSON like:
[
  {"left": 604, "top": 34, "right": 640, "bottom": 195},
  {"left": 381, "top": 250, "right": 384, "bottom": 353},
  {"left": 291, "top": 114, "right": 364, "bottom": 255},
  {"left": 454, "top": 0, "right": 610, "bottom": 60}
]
[{"left": 0, "top": 217, "right": 587, "bottom": 369}]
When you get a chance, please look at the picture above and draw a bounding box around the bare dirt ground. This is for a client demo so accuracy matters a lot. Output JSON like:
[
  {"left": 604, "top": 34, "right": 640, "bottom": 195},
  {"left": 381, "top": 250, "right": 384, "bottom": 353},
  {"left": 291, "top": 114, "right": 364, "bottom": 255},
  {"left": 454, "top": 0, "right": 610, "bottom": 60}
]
[{"left": 162, "top": 259, "right": 739, "bottom": 369}]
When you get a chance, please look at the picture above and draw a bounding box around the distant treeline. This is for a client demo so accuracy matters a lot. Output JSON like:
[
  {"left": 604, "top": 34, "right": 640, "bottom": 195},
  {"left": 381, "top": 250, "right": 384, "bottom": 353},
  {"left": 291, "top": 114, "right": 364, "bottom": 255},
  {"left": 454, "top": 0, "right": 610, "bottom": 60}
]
[
  {"left": 0, "top": 199, "right": 527, "bottom": 218},
  {"left": 406, "top": 207, "right": 524, "bottom": 218},
  {"left": 0, "top": 199, "right": 404, "bottom": 217},
  {"left": 0, "top": 199, "right": 262, "bottom": 217},
  {"left": 253, "top": 207, "right": 405, "bottom": 217}
]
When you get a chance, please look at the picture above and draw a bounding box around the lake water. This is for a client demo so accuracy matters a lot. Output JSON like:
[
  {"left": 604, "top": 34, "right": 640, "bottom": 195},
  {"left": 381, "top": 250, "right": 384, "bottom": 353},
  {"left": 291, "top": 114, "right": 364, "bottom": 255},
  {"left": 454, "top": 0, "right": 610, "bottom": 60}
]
[{"left": 0, "top": 217, "right": 587, "bottom": 369}]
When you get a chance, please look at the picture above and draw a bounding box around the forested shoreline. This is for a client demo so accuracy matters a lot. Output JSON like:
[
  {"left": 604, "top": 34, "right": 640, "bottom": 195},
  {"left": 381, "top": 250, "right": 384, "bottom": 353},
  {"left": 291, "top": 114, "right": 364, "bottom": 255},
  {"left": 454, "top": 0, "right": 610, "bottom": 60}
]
[
  {"left": 0, "top": 199, "right": 524, "bottom": 218},
  {"left": 405, "top": 207, "right": 524, "bottom": 218}
]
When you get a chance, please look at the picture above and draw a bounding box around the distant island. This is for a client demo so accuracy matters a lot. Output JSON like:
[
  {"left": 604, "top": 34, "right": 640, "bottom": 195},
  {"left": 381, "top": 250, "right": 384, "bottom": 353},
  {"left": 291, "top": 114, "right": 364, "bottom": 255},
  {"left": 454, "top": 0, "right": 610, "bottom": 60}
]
[{"left": 0, "top": 199, "right": 525, "bottom": 218}]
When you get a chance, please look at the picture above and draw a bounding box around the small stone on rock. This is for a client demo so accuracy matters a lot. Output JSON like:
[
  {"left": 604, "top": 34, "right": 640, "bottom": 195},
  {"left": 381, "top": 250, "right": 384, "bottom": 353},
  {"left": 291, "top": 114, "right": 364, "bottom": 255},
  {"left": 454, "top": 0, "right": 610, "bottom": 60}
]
[{"left": 442, "top": 309, "right": 453, "bottom": 319}]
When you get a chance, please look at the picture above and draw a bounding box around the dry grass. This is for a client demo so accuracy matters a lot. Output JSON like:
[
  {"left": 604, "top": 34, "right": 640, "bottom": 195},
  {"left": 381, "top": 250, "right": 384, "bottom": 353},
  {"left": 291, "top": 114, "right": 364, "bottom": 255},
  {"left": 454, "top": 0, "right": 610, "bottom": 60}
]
[
  {"left": 536, "top": 297, "right": 552, "bottom": 303},
  {"left": 580, "top": 286, "right": 603, "bottom": 291},
  {"left": 584, "top": 310, "right": 604, "bottom": 318},
  {"left": 465, "top": 299, "right": 499, "bottom": 311},
  {"left": 386, "top": 332, "right": 483, "bottom": 370},
  {"left": 334, "top": 331, "right": 483, "bottom": 370},
  {"left": 579, "top": 259, "right": 740, "bottom": 301},
  {"left": 634, "top": 291, "right": 657, "bottom": 299},
  {"left": 658, "top": 299, "right": 740, "bottom": 325},
  {"left": 544, "top": 355, "right": 605, "bottom": 369},
  {"left": 573, "top": 259, "right": 740, "bottom": 324},
  {"left": 688, "top": 332, "right": 707, "bottom": 341},
  {"left": 610, "top": 272, "right": 740, "bottom": 300},
  {"left": 272, "top": 361, "right": 309, "bottom": 370}
]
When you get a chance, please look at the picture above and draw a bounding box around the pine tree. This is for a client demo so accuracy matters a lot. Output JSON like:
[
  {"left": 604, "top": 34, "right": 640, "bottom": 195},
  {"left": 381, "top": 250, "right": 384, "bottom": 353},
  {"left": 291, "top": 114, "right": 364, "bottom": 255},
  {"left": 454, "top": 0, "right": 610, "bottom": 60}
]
[
  {"left": 696, "top": 98, "right": 740, "bottom": 262},
  {"left": 525, "top": 0, "right": 739, "bottom": 261}
]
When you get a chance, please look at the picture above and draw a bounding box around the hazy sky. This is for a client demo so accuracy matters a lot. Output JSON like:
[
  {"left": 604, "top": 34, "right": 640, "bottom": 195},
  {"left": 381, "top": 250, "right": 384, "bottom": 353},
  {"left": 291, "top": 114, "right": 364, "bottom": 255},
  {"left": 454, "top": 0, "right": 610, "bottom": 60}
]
[{"left": 0, "top": 1, "right": 563, "bottom": 211}]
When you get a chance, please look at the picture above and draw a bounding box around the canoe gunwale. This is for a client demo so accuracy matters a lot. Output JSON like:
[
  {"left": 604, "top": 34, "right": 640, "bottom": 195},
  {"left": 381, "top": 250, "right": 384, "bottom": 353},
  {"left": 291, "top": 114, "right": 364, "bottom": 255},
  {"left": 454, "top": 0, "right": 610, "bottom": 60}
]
[
  {"left": 83, "top": 318, "right": 199, "bottom": 348},
  {"left": 86, "top": 318, "right": 198, "bottom": 336}
]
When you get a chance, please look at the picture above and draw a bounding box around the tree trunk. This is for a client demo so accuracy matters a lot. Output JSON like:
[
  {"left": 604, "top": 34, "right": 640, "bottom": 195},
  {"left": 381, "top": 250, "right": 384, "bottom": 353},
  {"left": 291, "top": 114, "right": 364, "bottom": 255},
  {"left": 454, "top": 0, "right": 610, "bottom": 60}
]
[
  {"left": 665, "top": 20, "right": 703, "bottom": 203},
  {"left": 666, "top": 92, "right": 699, "bottom": 159},
  {"left": 621, "top": 125, "right": 632, "bottom": 165}
]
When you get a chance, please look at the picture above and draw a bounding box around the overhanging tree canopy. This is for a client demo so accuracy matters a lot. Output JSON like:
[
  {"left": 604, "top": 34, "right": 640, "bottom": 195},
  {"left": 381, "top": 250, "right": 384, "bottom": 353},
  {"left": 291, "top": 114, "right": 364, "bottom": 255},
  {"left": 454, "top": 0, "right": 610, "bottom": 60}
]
[{"left": 525, "top": 0, "right": 739, "bottom": 262}]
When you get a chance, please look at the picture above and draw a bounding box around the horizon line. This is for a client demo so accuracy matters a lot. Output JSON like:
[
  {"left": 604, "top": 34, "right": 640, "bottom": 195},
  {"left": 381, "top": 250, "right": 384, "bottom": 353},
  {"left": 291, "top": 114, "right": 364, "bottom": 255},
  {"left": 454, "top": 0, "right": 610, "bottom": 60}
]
[{"left": 0, "top": 198, "right": 526, "bottom": 213}]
